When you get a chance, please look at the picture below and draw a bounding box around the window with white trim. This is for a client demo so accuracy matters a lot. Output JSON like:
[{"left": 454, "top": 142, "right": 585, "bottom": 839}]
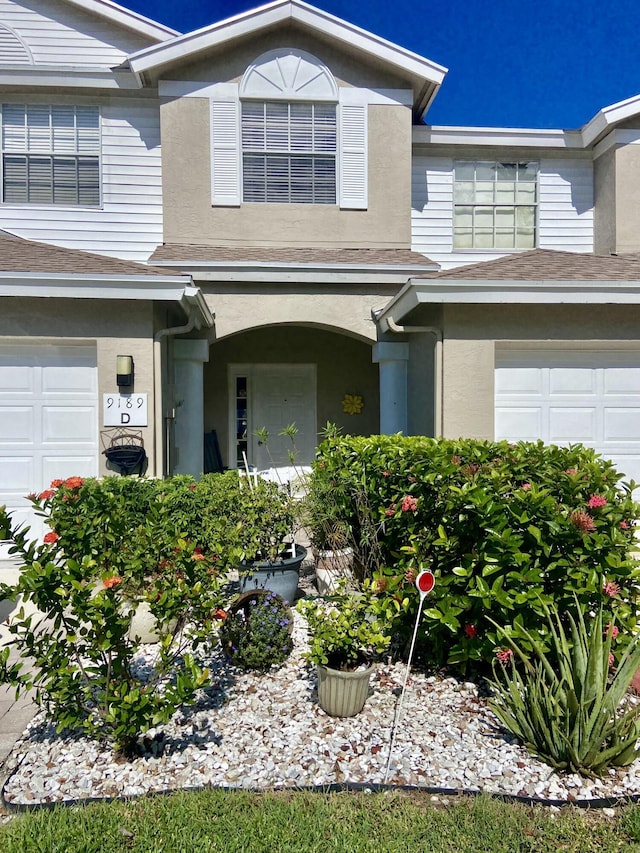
[
  {"left": 242, "top": 100, "right": 336, "bottom": 204},
  {"left": 2, "top": 104, "right": 100, "bottom": 206},
  {"left": 453, "top": 161, "right": 538, "bottom": 249}
]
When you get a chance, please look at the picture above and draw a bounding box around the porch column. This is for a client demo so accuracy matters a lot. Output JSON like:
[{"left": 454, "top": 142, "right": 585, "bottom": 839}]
[
  {"left": 173, "top": 339, "right": 209, "bottom": 476},
  {"left": 372, "top": 341, "right": 409, "bottom": 434}
]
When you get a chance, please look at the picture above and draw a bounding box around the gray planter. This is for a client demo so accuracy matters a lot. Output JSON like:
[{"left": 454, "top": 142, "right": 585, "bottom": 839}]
[
  {"left": 239, "top": 544, "right": 307, "bottom": 604},
  {"left": 316, "top": 662, "right": 372, "bottom": 717}
]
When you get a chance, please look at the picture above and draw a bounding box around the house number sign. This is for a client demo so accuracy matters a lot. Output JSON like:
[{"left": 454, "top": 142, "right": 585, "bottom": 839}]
[{"left": 103, "top": 393, "right": 148, "bottom": 426}]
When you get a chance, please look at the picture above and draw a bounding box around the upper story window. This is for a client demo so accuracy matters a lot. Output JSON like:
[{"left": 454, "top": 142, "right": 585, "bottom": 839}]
[
  {"left": 210, "top": 49, "right": 367, "bottom": 210},
  {"left": 241, "top": 101, "right": 336, "bottom": 204},
  {"left": 2, "top": 104, "right": 100, "bottom": 206},
  {"left": 453, "top": 161, "right": 538, "bottom": 250}
]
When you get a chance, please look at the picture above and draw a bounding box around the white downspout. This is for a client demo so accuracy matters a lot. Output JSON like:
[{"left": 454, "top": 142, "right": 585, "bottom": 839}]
[{"left": 385, "top": 317, "right": 443, "bottom": 438}]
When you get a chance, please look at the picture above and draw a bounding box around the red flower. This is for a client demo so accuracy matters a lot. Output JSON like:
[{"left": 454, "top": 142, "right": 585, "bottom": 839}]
[
  {"left": 605, "top": 623, "right": 620, "bottom": 639},
  {"left": 103, "top": 576, "right": 123, "bottom": 589},
  {"left": 64, "top": 476, "right": 84, "bottom": 490},
  {"left": 50, "top": 479, "right": 64, "bottom": 489},
  {"left": 25, "top": 492, "right": 37, "bottom": 501},
  {"left": 189, "top": 483, "right": 197, "bottom": 491},
  {"left": 621, "top": 521, "right": 629, "bottom": 529},
  {"left": 588, "top": 494, "right": 607, "bottom": 509},
  {"left": 521, "top": 482, "right": 531, "bottom": 491},
  {"left": 570, "top": 509, "right": 596, "bottom": 533},
  {"left": 215, "top": 608, "right": 227, "bottom": 620},
  {"left": 609, "top": 652, "right": 615, "bottom": 668},
  {"left": 401, "top": 495, "right": 418, "bottom": 512},
  {"left": 404, "top": 568, "right": 417, "bottom": 584},
  {"left": 464, "top": 624, "right": 477, "bottom": 639},
  {"left": 496, "top": 648, "right": 514, "bottom": 663},
  {"left": 385, "top": 504, "right": 396, "bottom": 517},
  {"left": 382, "top": 471, "right": 390, "bottom": 478},
  {"left": 565, "top": 468, "right": 578, "bottom": 475},
  {"left": 43, "top": 531, "right": 59, "bottom": 544},
  {"left": 373, "top": 577, "right": 388, "bottom": 592},
  {"left": 604, "top": 580, "right": 621, "bottom": 597},
  {"left": 38, "top": 489, "right": 55, "bottom": 500}
]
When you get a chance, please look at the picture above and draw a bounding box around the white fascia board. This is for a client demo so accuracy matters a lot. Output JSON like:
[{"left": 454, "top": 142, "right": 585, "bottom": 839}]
[
  {"left": 182, "top": 285, "right": 215, "bottom": 328},
  {"left": 582, "top": 93, "right": 640, "bottom": 148},
  {"left": 150, "top": 260, "right": 438, "bottom": 274},
  {"left": 0, "top": 67, "right": 142, "bottom": 90},
  {"left": 391, "top": 279, "right": 640, "bottom": 313},
  {"left": 414, "top": 125, "right": 583, "bottom": 149},
  {"left": 0, "top": 272, "right": 191, "bottom": 301},
  {"left": 128, "top": 0, "right": 446, "bottom": 89},
  {"left": 63, "top": 0, "right": 178, "bottom": 42}
]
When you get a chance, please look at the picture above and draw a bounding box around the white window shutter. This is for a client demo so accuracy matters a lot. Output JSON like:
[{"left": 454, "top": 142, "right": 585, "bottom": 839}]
[
  {"left": 211, "top": 99, "right": 241, "bottom": 206},
  {"left": 338, "top": 103, "right": 367, "bottom": 210}
]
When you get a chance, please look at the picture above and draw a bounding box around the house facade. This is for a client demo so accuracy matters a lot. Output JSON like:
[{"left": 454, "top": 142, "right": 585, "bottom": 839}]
[{"left": 3, "top": 0, "right": 640, "bottom": 538}]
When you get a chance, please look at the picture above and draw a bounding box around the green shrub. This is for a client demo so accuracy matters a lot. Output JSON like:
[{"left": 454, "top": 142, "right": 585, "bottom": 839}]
[
  {"left": 488, "top": 600, "right": 640, "bottom": 777},
  {"left": 312, "top": 434, "right": 640, "bottom": 667}
]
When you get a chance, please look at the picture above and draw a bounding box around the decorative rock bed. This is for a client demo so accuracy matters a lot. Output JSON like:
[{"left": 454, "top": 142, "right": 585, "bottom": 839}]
[{"left": 3, "top": 609, "right": 640, "bottom": 807}]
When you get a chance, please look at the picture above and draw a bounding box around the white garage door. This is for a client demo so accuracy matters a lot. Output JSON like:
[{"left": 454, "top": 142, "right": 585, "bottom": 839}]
[
  {"left": 495, "top": 348, "right": 640, "bottom": 486},
  {"left": 0, "top": 342, "right": 98, "bottom": 552}
]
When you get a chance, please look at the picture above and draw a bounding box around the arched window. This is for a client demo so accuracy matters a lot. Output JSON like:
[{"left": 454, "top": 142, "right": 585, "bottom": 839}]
[{"left": 210, "top": 49, "right": 367, "bottom": 209}]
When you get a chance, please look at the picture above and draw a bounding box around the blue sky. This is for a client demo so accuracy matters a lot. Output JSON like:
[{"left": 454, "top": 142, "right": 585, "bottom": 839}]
[{"left": 122, "top": 0, "right": 640, "bottom": 129}]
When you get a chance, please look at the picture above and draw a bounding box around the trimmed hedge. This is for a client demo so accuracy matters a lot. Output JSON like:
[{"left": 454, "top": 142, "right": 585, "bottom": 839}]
[{"left": 311, "top": 435, "right": 640, "bottom": 668}]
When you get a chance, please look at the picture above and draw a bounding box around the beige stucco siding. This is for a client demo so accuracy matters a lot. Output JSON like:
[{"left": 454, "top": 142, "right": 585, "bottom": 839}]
[
  {"left": 594, "top": 147, "right": 616, "bottom": 255},
  {"left": 439, "top": 304, "right": 640, "bottom": 440},
  {"left": 0, "top": 298, "right": 158, "bottom": 475},
  {"left": 204, "top": 326, "right": 379, "bottom": 467},
  {"left": 160, "top": 97, "right": 412, "bottom": 248}
]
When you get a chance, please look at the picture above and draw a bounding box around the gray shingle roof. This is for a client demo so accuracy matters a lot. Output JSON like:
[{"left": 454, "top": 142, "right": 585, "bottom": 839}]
[
  {"left": 0, "top": 230, "right": 184, "bottom": 277},
  {"left": 433, "top": 249, "right": 640, "bottom": 281},
  {"left": 149, "top": 243, "right": 438, "bottom": 267}
]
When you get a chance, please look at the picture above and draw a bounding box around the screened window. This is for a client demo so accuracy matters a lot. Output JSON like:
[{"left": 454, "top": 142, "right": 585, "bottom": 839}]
[
  {"left": 241, "top": 101, "right": 336, "bottom": 204},
  {"left": 453, "top": 161, "right": 538, "bottom": 249},
  {"left": 2, "top": 104, "right": 100, "bottom": 206}
]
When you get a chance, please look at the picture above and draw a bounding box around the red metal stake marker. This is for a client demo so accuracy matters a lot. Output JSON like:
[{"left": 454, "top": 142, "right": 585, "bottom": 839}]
[{"left": 384, "top": 569, "right": 436, "bottom": 783}]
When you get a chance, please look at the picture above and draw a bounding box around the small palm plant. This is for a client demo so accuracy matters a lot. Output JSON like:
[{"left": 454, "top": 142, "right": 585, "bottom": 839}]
[{"left": 488, "top": 600, "right": 640, "bottom": 777}]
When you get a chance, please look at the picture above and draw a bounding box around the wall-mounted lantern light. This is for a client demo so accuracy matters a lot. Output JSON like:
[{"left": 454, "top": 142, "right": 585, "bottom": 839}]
[{"left": 116, "top": 355, "right": 134, "bottom": 388}]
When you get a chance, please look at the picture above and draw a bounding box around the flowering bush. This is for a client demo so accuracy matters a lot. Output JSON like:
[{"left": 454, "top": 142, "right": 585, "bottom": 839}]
[
  {"left": 312, "top": 434, "right": 640, "bottom": 668},
  {"left": 0, "top": 476, "right": 243, "bottom": 756},
  {"left": 219, "top": 590, "right": 293, "bottom": 671}
]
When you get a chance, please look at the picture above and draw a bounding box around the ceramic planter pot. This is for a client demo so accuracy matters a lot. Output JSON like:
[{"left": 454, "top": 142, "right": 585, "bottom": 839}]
[
  {"left": 239, "top": 544, "right": 307, "bottom": 603},
  {"left": 314, "top": 546, "right": 354, "bottom": 594},
  {"left": 126, "top": 601, "right": 178, "bottom": 644},
  {"left": 316, "top": 662, "right": 372, "bottom": 717}
]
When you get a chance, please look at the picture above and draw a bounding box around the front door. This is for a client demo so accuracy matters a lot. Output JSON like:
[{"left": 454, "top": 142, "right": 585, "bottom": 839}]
[{"left": 230, "top": 364, "right": 316, "bottom": 469}]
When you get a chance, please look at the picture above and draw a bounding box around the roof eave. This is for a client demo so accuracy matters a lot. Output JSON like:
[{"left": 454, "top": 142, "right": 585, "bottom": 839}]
[{"left": 63, "top": 0, "right": 179, "bottom": 42}]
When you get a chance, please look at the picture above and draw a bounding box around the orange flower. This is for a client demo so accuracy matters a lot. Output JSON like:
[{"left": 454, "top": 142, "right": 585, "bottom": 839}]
[
  {"left": 64, "top": 476, "right": 84, "bottom": 490},
  {"left": 215, "top": 608, "right": 227, "bottom": 620},
  {"left": 103, "top": 576, "right": 123, "bottom": 589},
  {"left": 50, "top": 479, "right": 64, "bottom": 489},
  {"left": 39, "top": 489, "right": 55, "bottom": 500},
  {"left": 43, "top": 531, "right": 59, "bottom": 544},
  {"left": 191, "top": 552, "right": 206, "bottom": 561}
]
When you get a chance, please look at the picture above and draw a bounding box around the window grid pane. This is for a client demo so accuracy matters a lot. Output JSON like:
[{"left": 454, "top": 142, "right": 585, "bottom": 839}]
[
  {"left": 453, "top": 160, "right": 538, "bottom": 249},
  {"left": 1, "top": 104, "right": 100, "bottom": 206},
  {"left": 241, "top": 100, "right": 336, "bottom": 204}
]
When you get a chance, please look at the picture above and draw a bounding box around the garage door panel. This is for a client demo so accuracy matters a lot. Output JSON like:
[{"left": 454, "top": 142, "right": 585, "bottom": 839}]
[
  {"left": 42, "top": 456, "right": 97, "bottom": 482},
  {"left": 0, "top": 407, "right": 34, "bottom": 442},
  {"left": 0, "top": 364, "right": 34, "bottom": 394},
  {"left": 604, "top": 369, "right": 640, "bottom": 395},
  {"left": 549, "top": 407, "right": 596, "bottom": 442},
  {"left": 494, "top": 407, "right": 542, "bottom": 440},
  {"left": 604, "top": 409, "right": 640, "bottom": 442},
  {"left": 495, "top": 367, "right": 543, "bottom": 395},
  {"left": 0, "top": 457, "right": 34, "bottom": 493},
  {"left": 42, "top": 407, "right": 96, "bottom": 442},
  {"left": 41, "top": 364, "right": 96, "bottom": 395},
  {"left": 549, "top": 368, "right": 597, "bottom": 395}
]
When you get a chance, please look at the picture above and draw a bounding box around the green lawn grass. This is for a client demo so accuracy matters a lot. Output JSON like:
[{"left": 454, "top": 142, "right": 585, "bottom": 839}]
[{"left": 2, "top": 789, "right": 640, "bottom": 852}]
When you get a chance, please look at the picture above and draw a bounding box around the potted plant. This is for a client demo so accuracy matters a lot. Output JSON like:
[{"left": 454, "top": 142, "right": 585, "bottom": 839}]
[
  {"left": 296, "top": 589, "right": 391, "bottom": 717},
  {"left": 236, "top": 477, "right": 307, "bottom": 603},
  {"left": 219, "top": 589, "right": 293, "bottom": 671}
]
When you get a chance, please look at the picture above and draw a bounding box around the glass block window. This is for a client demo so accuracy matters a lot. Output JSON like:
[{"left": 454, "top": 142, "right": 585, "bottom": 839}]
[
  {"left": 453, "top": 161, "right": 538, "bottom": 249},
  {"left": 2, "top": 104, "right": 100, "bottom": 206},
  {"left": 241, "top": 101, "right": 336, "bottom": 204}
]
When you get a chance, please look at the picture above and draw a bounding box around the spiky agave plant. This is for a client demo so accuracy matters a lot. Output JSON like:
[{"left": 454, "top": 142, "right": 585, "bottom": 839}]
[{"left": 488, "top": 601, "right": 640, "bottom": 777}]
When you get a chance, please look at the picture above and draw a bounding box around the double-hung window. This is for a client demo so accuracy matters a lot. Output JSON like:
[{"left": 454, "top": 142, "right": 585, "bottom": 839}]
[
  {"left": 241, "top": 101, "right": 337, "bottom": 204},
  {"left": 2, "top": 104, "right": 100, "bottom": 206},
  {"left": 453, "top": 161, "right": 538, "bottom": 249}
]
